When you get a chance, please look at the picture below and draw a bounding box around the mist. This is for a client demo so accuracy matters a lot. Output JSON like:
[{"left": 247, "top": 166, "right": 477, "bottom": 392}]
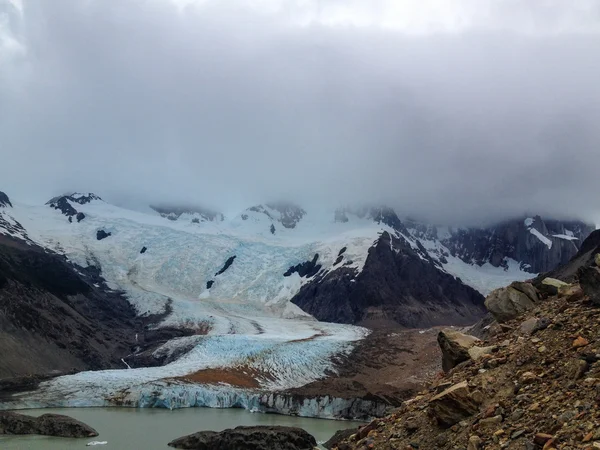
[{"left": 1, "top": 0, "right": 600, "bottom": 224}]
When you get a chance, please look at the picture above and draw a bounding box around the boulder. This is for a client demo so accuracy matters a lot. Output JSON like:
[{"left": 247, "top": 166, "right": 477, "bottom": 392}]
[
  {"left": 484, "top": 285, "right": 536, "bottom": 323},
  {"left": 558, "top": 284, "right": 584, "bottom": 302},
  {"left": 429, "top": 381, "right": 479, "bottom": 427},
  {"left": 519, "top": 317, "right": 551, "bottom": 335},
  {"left": 595, "top": 253, "right": 600, "bottom": 267},
  {"left": 541, "top": 277, "right": 569, "bottom": 296},
  {"left": 168, "top": 426, "right": 317, "bottom": 450},
  {"left": 437, "top": 330, "right": 481, "bottom": 372},
  {"left": 467, "top": 345, "right": 496, "bottom": 361},
  {"left": 510, "top": 281, "right": 539, "bottom": 303},
  {"left": 0, "top": 412, "right": 98, "bottom": 438},
  {"left": 578, "top": 266, "right": 600, "bottom": 306}
]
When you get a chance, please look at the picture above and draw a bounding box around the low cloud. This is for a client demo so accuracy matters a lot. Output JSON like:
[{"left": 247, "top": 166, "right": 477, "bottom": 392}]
[{"left": 1, "top": 0, "right": 599, "bottom": 224}]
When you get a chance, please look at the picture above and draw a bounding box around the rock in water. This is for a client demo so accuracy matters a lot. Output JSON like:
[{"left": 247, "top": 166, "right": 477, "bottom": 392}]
[
  {"left": 484, "top": 284, "right": 537, "bottom": 323},
  {"left": 168, "top": 426, "right": 317, "bottom": 450},
  {"left": 437, "top": 330, "right": 481, "bottom": 372},
  {"left": 0, "top": 412, "right": 98, "bottom": 438}
]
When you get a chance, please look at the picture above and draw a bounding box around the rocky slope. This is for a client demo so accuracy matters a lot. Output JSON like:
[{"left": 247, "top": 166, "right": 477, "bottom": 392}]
[
  {"left": 332, "top": 235, "right": 600, "bottom": 450},
  {"left": 437, "top": 216, "right": 593, "bottom": 274},
  {"left": 291, "top": 231, "right": 486, "bottom": 327},
  {"left": 0, "top": 191, "right": 191, "bottom": 382}
]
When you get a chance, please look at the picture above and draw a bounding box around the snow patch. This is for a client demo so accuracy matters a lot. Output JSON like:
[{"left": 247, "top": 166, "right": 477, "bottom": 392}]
[
  {"left": 552, "top": 234, "right": 578, "bottom": 241},
  {"left": 530, "top": 228, "right": 552, "bottom": 249}
]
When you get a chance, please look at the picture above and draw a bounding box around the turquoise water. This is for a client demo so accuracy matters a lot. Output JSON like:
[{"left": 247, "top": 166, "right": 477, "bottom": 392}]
[{"left": 0, "top": 407, "right": 363, "bottom": 449}]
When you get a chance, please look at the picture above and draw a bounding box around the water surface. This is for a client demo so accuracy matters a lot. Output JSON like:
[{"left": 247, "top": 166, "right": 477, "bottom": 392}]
[{"left": 0, "top": 407, "right": 364, "bottom": 449}]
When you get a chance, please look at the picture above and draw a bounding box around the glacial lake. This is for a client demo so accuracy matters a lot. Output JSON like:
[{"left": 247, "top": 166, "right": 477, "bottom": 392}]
[{"left": 0, "top": 407, "right": 364, "bottom": 449}]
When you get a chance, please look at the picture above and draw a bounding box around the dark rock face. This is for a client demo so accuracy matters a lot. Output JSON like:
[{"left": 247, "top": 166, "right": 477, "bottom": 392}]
[
  {"left": 0, "top": 233, "right": 141, "bottom": 378},
  {"left": 284, "top": 254, "right": 321, "bottom": 278},
  {"left": 206, "top": 280, "right": 214, "bottom": 289},
  {"left": 540, "top": 229, "right": 600, "bottom": 283},
  {"left": 46, "top": 193, "right": 101, "bottom": 222},
  {"left": 270, "top": 224, "right": 276, "bottom": 234},
  {"left": 291, "top": 232, "right": 485, "bottom": 327},
  {"left": 96, "top": 230, "right": 111, "bottom": 240},
  {"left": 0, "top": 411, "right": 98, "bottom": 438},
  {"left": 150, "top": 204, "right": 223, "bottom": 222},
  {"left": 437, "top": 216, "right": 593, "bottom": 274},
  {"left": 140, "top": 246, "right": 148, "bottom": 254},
  {"left": 0, "top": 191, "right": 12, "bottom": 208},
  {"left": 215, "top": 256, "right": 236, "bottom": 276},
  {"left": 168, "top": 426, "right": 317, "bottom": 450}
]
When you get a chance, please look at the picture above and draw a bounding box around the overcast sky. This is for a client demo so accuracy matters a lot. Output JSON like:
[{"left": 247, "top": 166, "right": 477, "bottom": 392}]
[{"left": 1, "top": 0, "right": 600, "bottom": 224}]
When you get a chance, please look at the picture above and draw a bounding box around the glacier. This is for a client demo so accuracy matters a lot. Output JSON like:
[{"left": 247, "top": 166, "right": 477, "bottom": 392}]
[{"left": 1, "top": 196, "right": 534, "bottom": 418}]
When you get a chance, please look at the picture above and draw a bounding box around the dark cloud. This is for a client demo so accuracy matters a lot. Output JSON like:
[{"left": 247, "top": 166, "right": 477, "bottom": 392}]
[{"left": 1, "top": 0, "right": 599, "bottom": 224}]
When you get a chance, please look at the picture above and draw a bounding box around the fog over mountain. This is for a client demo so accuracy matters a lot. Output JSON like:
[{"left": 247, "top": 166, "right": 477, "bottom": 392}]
[{"left": 1, "top": 0, "right": 600, "bottom": 224}]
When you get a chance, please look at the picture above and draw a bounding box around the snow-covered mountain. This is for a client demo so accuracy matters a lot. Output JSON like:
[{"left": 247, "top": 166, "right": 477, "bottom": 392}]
[
  {"left": 2, "top": 193, "right": 592, "bottom": 327},
  {"left": 0, "top": 190, "right": 593, "bottom": 412}
]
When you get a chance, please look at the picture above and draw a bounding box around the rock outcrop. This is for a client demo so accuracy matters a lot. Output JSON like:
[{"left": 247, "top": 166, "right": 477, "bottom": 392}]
[
  {"left": 46, "top": 193, "right": 102, "bottom": 222},
  {"left": 292, "top": 231, "right": 486, "bottom": 327},
  {"left": 0, "top": 191, "right": 12, "bottom": 208},
  {"left": 0, "top": 411, "right": 98, "bottom": 438},
  {"left": 168, "top": 426, "right": 317, "bottom": 450},
  {"left": 429, "top": 381, "right": 480, "bottom": 427},
  {"left": 284, "top": 254, "right": 321, "bottom": 278},
  {"left": 96, "top": 229, "right": 111, "bottom": 240},
  {"left": 437, "top": 330, "right": 481, "bottom": 372},
  {"left": 484, "top": 282, "right": 538, "bottom": 323}
]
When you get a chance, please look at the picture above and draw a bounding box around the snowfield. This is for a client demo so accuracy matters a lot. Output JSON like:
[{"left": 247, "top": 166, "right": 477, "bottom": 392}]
[{"left": 1, "top": 196, "right": 535, "bottom": 410}]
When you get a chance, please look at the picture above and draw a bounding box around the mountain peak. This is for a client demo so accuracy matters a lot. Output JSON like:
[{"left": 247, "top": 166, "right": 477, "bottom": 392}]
[
  {"left": 46, "top": 193, "right": 102, "bottom": 223},
  {"left": 46, "top": 192, "right": 103, "bottom": 206},
  {"left": 150, "top": 204, "right": 224, "bottom": 223},
  {"left": 334, "top": 205, "right": 408, "bottom": 233},
  {"left": 245, "top": 202, "right": 306, "bottom": 229},
  {"left": 0, "top": 191, "right": 12, "bottom": 208}
]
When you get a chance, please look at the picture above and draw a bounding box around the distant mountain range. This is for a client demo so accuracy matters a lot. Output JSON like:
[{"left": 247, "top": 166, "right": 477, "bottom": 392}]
[
  {"left": 0, "top": 188, "right": 595, "bottom": 411},
  {"left": 1, "top": 191, "right": 593, "bottom": 331}
]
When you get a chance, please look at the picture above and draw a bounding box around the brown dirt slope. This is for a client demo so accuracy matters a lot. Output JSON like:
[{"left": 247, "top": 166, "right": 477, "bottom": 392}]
[{"left": 335, "top": 283, "right": 600, "bottom": 449}]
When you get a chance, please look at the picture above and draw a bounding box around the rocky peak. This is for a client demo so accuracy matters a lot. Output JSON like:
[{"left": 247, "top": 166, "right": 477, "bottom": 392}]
[
  {"left": 0, "top": 191, "right": 12, "bottom": 208},
  {"left": 291, "top": 231, "right": 485, "bottom": 327},
  {"left": 150, "top": 204, "right": 224, "bottom": 223},
  {"left": 46, "top": 192, "right": 102, "bottom": 206},
  {"left": 334, "top": 205, "right": 409, "bottom": 234},
  {"left": 246, "top": 202, "right": 306, "bottom": 229},
  {"left": 405, "top": 218, "right": 438, "bottom": 241},
  {"left": 440, "top": 216, "right": 594, "bottom": 273},
  {"left": 46, "top": 193, "right": 102, "bottom": 223}
]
